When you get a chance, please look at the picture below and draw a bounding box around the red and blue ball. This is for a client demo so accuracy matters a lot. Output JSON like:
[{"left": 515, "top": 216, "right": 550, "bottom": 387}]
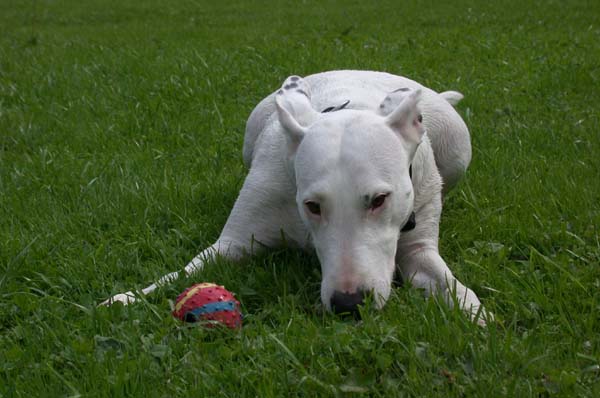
[{"left": 172, "top": 283, "right": 242, "bottom": 329}]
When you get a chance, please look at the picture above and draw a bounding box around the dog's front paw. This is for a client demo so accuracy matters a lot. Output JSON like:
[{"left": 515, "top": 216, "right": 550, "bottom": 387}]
[
  {"left": 474, "top": 308, "right": 495, "bottom": 327},
  {"left": 443, "top": 284, "right": 494, "bottom": 327},
  {"left": 99, "top": 291, "right": 136, "bottom": 306},
  {"left": 464, "top": 303, "right": 494, "bottom": 327}
]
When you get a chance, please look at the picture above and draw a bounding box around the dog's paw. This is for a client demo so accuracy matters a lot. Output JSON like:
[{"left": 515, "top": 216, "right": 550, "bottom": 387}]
[
  {"left": 476, "top": 309, "right": 495, "bottom": 327},
  {"left": 467, "top": 305, "right": 494, "bottom": 327},
  {"left": 278, "top": 75, "right": 311, "bottom": 100},
  {"left": 99, "top": 291, "right": 136, "bottom": 306}
]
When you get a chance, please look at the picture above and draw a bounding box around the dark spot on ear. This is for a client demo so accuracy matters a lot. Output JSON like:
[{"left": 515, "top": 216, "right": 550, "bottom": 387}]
[
  {"left": 291, "top": 76, "right": 300, "bottom": 81},
  {"left": 277, "top": 89, "right": 283, "bottom": 95},
  {"left": 296, "top": 89, "right": 309, "bottom": 97},
  {"left": 393, "top": 87, "right": 411, "bottom": 92},
  {"left": 288, "top": 82, "right": 298, "bottom": 89},
  {"left": 284, "top": 84, "right": 291, "bottom": 90}
]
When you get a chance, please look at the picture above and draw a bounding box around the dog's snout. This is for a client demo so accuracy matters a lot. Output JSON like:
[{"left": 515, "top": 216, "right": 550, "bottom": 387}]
[{"left": 330, "top": 289, "right": 366, "bottom": 317}]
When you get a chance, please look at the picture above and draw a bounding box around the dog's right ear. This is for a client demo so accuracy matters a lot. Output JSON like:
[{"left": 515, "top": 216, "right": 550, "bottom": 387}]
[
  {"left": 275, "top": 93, "right": 307, "bottom": 151},
  {"left": 275, "top": 76, "right": 319, "bottom": 154}
]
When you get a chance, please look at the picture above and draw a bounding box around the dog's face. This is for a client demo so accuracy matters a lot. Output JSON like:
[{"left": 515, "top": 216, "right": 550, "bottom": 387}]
[{"left": 276, "top": 87, "right": 425, "bottom": 313}]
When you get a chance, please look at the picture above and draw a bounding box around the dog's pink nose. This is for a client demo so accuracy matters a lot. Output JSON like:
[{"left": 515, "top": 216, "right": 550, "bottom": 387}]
[{"left": 330, "top": 289, "right": 365, "bottom": 317}]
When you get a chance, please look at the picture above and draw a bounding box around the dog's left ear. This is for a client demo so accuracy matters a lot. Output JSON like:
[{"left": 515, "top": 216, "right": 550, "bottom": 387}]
[{"left": 384, "top": 89, "right": 425, "bottom": 154}]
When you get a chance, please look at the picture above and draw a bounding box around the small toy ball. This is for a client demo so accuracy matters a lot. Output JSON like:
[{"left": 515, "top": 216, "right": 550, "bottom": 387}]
[{"left": 172, "top": 283, "right": 242, "bottom": 329}]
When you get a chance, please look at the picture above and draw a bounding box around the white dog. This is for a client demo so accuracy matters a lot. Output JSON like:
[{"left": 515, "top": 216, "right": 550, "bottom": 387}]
[{"left": 102, "top": 70, "right": 490, "bottom": 324}]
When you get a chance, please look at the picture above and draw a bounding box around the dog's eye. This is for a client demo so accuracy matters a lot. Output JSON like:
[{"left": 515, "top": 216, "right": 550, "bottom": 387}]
[
  {"left": 370, "top": 193, "right": 388, "bottom": 210},
  {"left": 417, "top": 114, "right": 423, "bottom": 123},
  {"left": 305, "top": 201, "right": 321, "bottom": 216}
]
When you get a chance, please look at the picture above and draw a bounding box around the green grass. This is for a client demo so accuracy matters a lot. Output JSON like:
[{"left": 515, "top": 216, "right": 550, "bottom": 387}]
[{"left": 1, "top": 0, "right": 599, "bottom": 396}]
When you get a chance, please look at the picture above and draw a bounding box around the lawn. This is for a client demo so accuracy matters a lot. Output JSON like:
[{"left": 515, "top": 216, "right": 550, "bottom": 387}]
[{"left": 1, "top": 0, "right": 599, "bottom": 396}]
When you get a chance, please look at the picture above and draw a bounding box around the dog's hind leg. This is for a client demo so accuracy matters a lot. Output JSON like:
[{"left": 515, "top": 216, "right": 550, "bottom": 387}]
[
  {"left": 421, "top": 93, "right": 471, "bottom": 194},
  {"left": 377, "top": 87, "right": 471, "bottom": 194}
]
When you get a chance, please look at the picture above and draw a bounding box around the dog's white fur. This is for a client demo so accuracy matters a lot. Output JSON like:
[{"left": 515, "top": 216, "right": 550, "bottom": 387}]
[{"left": 102, "top": 70, "right": 489, "bottom": 324}]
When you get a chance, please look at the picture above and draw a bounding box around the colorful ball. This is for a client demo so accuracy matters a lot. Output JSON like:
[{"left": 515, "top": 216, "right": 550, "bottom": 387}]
[{"left": 172, "top": 283, "right": 242, "bottom": 329}]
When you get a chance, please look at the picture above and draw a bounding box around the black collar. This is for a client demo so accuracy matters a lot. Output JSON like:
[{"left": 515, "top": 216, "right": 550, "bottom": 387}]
[
  {"left": 321, "top": 100, "right": 350, "bottom": 113},
  {"left": 401, "top": 165, "right": 416, "bottom": 232}
]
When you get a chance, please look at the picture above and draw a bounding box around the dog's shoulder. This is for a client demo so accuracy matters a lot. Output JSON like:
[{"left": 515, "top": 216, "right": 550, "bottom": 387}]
[{"left": 243, "top": 92, "right": 279, "bottom": 169}]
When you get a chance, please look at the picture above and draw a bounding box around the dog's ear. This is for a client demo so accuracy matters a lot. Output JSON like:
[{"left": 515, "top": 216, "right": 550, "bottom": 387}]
[
  {"left": 275, "top": 93, "right": 307, "bottom": 149},
  {"left": 384, "top": 89, "right": 425, "bottom": 153},
  {"left": 377, "top": 87, "right": 412, "bottom": 116},
  {"left": 275, "top": 76, "right": 320, "bottom": 154}
]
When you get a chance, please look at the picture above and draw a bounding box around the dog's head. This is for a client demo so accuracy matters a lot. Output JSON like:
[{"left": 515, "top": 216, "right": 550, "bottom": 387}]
[{"left": 275, "top": 79, "right": 425, "bottom": 315}]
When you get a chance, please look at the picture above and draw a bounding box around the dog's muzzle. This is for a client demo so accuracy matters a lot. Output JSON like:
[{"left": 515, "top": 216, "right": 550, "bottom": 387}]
[{"left": 330, "top": 289, "right": 366, "bottom": 317}]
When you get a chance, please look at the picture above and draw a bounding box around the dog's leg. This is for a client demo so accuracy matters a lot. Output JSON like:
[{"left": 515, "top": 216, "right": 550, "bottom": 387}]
[
  {"left": 398, "top": 245, "right": 490, "bottom": 325},
  {"left": 396, "top": 203, "right": 491, "bottom": 325},
  {"left": 99, "top": 239, "right": 244, "bottom": 306},
  {"left": 100, "top": 164, "right": 299, "bottom": 306}
]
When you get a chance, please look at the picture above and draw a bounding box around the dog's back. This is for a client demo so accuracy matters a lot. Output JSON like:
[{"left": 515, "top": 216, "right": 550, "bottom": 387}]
[{"left": 244, "top": 70, "right": 470, "bottom": 193}]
